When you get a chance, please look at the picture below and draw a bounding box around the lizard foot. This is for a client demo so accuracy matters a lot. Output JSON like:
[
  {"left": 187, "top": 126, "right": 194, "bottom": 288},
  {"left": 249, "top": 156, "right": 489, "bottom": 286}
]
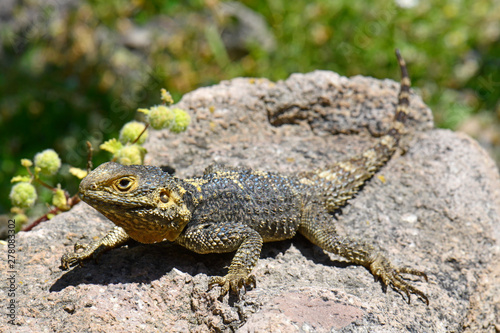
[
  {"left": 60, "top": 227, "right": 130, "bottom": 270},
  {"left": 208, "top": 273, "right": 256, "bottom": 296},
  {"left": 60, "top": 242, "right": 104, "bottom": 270},
  {"left": 369, "top": 254, "right": 429, "bottom": 305}
]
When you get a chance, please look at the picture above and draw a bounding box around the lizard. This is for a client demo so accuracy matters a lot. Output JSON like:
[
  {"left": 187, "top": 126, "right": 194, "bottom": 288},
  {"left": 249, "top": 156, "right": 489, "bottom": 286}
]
[{"left": 61, "top": 50, "right": 429, "bottom": 305}]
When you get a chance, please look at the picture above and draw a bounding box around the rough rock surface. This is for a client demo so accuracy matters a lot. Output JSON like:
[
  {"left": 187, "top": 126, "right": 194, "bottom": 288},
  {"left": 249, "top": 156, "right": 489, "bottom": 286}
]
[{"left": 2, "top": 71, "right": 499, "bottom": 332}]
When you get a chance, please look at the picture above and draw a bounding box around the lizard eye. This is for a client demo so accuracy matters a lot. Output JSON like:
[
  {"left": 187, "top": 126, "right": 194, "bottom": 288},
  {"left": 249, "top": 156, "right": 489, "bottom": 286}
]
[{"left": 114, "top": 177, "right": 134, "bottom": 192}]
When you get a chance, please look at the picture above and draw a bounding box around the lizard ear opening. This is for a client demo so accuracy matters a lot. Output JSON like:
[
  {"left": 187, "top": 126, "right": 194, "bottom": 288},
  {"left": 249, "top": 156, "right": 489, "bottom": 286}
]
[
  {"left": 160, "top": 190, "right": 170, "bottom": 203},
  {"left": 159, "top": 188, "right": 183, "bottom": 204}
]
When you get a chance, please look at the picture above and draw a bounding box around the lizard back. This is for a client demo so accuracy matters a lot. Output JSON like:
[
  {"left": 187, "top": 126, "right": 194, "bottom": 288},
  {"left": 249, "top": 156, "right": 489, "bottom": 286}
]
[{"left": 183, "top": 165, "right": 309, "bottom": 243}]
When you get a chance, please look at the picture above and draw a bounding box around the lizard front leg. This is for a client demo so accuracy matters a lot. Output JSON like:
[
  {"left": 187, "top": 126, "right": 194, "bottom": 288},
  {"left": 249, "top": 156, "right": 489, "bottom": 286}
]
[
  {"left": 61, "top": 226, "right": 130, "bottom": 270},
  {"left": 299, "top": 214, "right": 429, "bottom": 305},
  {"left": 176, "top": 223, "right": 263, "bottom": 295}
]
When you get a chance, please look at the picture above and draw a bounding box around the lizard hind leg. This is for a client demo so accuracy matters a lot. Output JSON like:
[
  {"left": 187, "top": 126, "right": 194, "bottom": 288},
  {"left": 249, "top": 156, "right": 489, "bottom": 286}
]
[{"left": 298, "top": 216, "right": 429, "bottom": 305}]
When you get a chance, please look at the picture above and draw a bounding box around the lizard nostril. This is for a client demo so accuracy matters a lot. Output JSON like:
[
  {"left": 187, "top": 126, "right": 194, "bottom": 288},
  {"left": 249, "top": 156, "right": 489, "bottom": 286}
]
[{"left": 90, "top": 184, "right": 97, "bottom": 190}]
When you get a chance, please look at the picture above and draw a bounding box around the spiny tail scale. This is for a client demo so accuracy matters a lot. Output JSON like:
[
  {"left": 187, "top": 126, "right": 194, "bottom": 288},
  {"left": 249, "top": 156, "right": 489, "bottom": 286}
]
[{"left": 302, "top": 50, "right": 412, "bottom": 212}]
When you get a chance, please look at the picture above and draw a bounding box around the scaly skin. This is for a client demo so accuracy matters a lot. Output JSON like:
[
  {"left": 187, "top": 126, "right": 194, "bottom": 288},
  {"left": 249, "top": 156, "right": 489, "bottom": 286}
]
[{"left": 61, "top": 51, "right": 428, "bottom": 305}]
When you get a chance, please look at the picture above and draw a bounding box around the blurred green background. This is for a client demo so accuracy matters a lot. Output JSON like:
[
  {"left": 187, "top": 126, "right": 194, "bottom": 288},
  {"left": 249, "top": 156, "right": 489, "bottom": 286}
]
[{"left": 1, "top": 0, "right": 499, "bottom": 215}]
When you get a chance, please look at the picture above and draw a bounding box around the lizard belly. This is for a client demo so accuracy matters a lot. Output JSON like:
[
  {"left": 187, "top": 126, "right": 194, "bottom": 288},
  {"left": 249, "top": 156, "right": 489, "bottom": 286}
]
[{"left": 253, "top": 216, "right": 300, "bottom": 242}]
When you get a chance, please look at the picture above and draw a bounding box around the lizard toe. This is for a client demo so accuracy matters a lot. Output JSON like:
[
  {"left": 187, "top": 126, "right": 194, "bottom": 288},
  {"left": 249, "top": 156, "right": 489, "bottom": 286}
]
[
  {"left": 74, "top": 242, "right": 88, "bottom": 251},
  {"left": 60, "top": 253, "right": 83, "bottom": 270},
  {"left": 208, "top": 273, "right": 256, "bottom": 296},
  {"left": 369, "top": 255, "right": 429, "bottom": 305}
]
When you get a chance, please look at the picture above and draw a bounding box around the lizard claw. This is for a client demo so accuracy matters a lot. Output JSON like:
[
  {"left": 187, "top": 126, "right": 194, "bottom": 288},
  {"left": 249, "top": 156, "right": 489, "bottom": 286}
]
[
  {"left": 208, "top": 273, "right": 256, "bottom": 295},
  {"left": 74, "top": 242, "right": 88, "bottom": 251},
  {"left": 60, "top": 243, "right": 104, "bottom": 270},
  {"left": 60, "top": 252, "right": 84, "bottom": 270},
  {"left": 60, "top": 241, "right": 93, "bottom": 270},
  {"left": 369, "top": 254, "right": 429, "bottom": 305}
]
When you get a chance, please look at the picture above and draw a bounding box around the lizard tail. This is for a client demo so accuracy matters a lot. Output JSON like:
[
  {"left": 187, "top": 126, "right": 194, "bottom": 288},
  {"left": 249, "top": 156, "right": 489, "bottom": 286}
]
[
  {"left": 301, "top": 49, "right": 412, "bottom": 212},
  {"left": 390, "top": 49, "right": 411, "bottom": 140}
]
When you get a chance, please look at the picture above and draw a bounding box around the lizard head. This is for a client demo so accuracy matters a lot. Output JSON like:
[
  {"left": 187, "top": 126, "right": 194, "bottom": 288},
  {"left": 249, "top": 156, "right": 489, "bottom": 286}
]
[{"left": 79, "top": 162, "right": 192, "bottom": 243}]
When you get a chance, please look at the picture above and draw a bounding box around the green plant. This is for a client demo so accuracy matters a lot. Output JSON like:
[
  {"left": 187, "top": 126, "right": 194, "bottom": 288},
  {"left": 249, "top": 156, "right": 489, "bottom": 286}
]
[
  {"left": 2, "top": 0, "right": 499, "bottom": 216},
  {"left": 8, "top": 90, "right": 189, "bottom": 232}
]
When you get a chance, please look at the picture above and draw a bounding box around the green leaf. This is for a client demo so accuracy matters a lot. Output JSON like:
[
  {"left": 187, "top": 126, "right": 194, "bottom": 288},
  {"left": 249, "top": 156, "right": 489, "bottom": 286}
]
[
  {"left": 100, "top": 138, "right": 123, "bottom": 154},
  {"left": 52, "top": 187, "right": 70, "bottom": 211},
  {"left": 69, "top": 167, "right": 88, "bottom": 179},
  {"left": 11, "top": 175, "right": 32, "bottom": 183}
]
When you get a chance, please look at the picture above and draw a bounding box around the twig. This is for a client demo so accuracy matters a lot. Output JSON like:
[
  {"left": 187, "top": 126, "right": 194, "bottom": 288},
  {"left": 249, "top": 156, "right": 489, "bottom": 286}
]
[{"left": 22, "top": 194, "right": 81, "bottom": 232}]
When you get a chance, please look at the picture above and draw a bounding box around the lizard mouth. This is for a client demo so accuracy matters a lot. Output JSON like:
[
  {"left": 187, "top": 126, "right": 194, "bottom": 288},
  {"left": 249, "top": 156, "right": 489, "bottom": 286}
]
[{"left": 79, "top": 191, "right": 157, "bottom": 212}]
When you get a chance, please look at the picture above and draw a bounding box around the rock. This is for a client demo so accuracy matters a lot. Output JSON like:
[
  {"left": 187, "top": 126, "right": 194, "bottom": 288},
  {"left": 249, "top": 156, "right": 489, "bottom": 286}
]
[
  {"left": 217, "top": 1, "right": 277, "bottom": 57},
  {"left": 1, "top": 71, "right": 499, "bottom": 332},
  {"left": 0, "top": 215, "right": 11, "bottom": 239}
]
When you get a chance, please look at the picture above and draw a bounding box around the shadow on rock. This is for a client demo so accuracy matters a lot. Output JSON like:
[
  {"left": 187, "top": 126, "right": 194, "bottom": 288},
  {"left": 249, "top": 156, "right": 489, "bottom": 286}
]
[{"left": 50, "top": 241, "right": 232, "bottom": 292}]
